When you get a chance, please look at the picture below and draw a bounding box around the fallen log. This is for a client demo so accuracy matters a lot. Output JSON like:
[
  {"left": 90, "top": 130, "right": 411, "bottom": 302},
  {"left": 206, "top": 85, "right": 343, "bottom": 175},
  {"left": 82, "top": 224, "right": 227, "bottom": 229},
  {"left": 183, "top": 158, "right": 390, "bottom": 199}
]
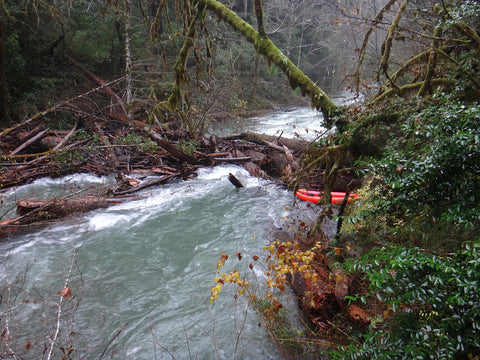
[
  {"left": 9, "top": 130, "right": 49, "bottom": 155},
  {"left": 282, "top": 144, "right": 295, "bottom": 163},
  {"left": 151, "top": 133, "right": 197, "bottom": 164},
  {"left": 232, "top": 149, "right": 269, "bottom": 179},
  {"left": 228, "top": 173, "right": 244, "bottom": 188},
  {"left": 214, "top": 156, "right": 252, "bottom": 163},
  {"left": 0, "top": 195, "right": 131, "bottom": 239},
  {"left": 222, "top": 131, "right": 308, "bottom": 154},
  {"left": 111, "top": 173, "right": 179, "bottom": 195},
  {"left": 30, "top": 127, "right": 77, "bottom": 151},
  {"left": 16, "top": 196, "right": 124, "bottom": 220},
  {"left": 16, "top": 124, "right": 45, "bottom": 142},
  {"left": 0, "top": 170, "right": 183, "bottom": 237},
  {"left": 150, "top": 166, "right": 179, "bottom": 175},
  {"left": 207, "top": 152, "right": 230, "bottom": 158}
]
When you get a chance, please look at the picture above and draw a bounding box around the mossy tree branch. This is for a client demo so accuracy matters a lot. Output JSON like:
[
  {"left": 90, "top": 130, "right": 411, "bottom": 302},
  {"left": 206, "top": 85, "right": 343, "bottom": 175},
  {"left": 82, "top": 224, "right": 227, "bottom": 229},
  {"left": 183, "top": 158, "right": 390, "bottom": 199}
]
[
  {"left": 150, "top": 0, "right": 337, "bottom": 126},
  {"left": 371, "top": 78, "right": 454, "bottom": 103},
  {"left": 149, "top": 0, "right": 169, "bottom": 39},
  {"left": 194, "top": 0, "right": 337, "bottom": 125},
  {"left": 149, "top": 9, "right": 200, "bottom": 122},
  {"left": 418, "top": 26, "right": 442, "bottom": 96},
  {"left": 353, "top": 0, "right": 397, "bottom": 92},
  {"left": 457, "top": 21, "right": 480, "bottom": 60},
  {"left": 390, "top": 51, "right": 429, "bottom": 83},
  {"left": 376, "top": 0, "right": 409, "bottom": 86}
]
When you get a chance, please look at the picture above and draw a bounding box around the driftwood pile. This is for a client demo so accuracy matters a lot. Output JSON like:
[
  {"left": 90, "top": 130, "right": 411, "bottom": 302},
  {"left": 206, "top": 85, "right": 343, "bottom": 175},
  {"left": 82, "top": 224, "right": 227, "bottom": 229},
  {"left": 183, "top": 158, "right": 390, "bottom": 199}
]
[
  {"left": 0, "top": 59, "right": 369, "bottom": 340},
  {"left": 0, "top": 113, "right": 307, "bottom": 238},
  {"left": 0, "top": 117, "right": 374, "bottom": 342}
]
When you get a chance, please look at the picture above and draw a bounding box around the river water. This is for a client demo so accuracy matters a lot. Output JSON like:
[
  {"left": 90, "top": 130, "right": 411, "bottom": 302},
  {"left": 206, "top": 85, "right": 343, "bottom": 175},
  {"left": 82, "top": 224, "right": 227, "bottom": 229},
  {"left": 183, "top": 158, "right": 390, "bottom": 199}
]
[
  {"left": 210, "top": 106, "right": 328, "bottom": 140},
  {"left": 210, "top": 95, "right": 359, "bottom": 141},
  {"left": 0, "top": 108, "right": 329, "bottom": 359}
]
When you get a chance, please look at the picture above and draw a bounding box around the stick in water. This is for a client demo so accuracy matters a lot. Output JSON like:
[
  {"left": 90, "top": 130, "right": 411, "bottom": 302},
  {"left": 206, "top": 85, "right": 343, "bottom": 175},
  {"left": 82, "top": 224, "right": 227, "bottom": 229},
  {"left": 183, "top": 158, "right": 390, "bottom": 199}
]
[{"left": 228, "top": 173, "right": 244, "bottom": 188}]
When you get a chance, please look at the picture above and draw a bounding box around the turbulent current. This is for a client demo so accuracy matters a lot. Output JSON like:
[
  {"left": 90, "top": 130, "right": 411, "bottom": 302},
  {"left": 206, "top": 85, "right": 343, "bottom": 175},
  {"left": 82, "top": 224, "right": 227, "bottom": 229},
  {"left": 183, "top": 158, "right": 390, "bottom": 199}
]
[{"left": 0, "top": 107, "right": 333, "bottom": 359}]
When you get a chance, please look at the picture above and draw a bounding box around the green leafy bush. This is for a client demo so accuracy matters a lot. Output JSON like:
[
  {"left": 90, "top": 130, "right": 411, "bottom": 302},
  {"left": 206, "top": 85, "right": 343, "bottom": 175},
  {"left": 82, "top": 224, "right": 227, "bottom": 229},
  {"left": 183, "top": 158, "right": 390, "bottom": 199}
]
[
  {"left": 376, "top": 99, "right": 480, "bottom": 228},
  {"left": 332, "top": 242, "right": 480, "bottom": 359}
]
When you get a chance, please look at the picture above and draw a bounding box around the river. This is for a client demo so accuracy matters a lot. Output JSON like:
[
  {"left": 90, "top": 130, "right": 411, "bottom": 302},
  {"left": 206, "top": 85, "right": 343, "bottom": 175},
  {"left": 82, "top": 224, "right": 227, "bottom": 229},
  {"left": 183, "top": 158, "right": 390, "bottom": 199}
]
[
  {"left": 0, "top": 107, "right": 329, "bottom": 359},
  {"left": 209, "top": 95, "right": 359, "bottom": 141}
]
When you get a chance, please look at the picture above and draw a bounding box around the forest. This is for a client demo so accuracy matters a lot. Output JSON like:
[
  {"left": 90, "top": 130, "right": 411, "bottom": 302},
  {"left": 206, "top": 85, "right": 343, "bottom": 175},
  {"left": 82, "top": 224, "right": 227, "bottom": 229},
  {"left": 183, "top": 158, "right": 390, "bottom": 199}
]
[{"left": 0, "top": 0, "right": 479, "bottom": 359}]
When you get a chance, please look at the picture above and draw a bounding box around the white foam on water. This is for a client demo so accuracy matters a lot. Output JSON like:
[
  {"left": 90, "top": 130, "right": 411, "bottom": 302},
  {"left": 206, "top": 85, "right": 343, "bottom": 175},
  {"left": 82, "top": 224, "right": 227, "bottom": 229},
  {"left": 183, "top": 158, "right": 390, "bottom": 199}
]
[
  {"left": 0, "top": 155, "right": 314, "bottom": 359},
  {"left": 1, "top": 173, "right": 113, "bottom": 196},
  {"left": 88, "top": 212, "right": 132, "bottom": 230}
]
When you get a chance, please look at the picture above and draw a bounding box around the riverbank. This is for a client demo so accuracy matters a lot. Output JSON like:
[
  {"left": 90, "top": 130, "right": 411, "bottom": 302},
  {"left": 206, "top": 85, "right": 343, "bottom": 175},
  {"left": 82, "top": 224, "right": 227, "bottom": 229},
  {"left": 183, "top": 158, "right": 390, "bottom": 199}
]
[{"left": 0, "top": 107, "right": 365, "bottom": 357}]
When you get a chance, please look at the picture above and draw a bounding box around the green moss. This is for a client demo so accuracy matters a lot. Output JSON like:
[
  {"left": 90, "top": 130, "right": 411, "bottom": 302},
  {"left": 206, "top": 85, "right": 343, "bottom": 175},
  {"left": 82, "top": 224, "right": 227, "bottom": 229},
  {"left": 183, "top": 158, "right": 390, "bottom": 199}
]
[{"left": 197, "top": 0, "right": 336, "bottom": 122}]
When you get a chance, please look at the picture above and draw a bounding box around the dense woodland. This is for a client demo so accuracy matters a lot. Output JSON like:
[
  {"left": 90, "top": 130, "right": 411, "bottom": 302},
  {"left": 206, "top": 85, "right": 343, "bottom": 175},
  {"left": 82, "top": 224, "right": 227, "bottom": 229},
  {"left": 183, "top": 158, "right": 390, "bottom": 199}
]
[{"left": 1, "top": 0, "right": 480, "bottom": 359}]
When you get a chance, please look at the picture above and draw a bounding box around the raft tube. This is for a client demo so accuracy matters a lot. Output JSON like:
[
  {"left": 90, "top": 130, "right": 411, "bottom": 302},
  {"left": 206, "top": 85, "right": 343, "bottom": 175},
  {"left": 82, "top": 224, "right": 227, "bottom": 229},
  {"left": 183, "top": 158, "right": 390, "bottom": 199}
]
[{"left": 296, "top": 189, "right": 359, "bottom": 205}]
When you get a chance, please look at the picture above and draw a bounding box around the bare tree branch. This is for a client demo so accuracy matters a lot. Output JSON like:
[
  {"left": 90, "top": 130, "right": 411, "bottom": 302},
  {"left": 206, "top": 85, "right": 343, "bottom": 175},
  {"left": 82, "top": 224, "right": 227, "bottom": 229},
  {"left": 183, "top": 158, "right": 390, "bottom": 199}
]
[{"left": 46, "top": 245, "right": 78, "bottom": 360}]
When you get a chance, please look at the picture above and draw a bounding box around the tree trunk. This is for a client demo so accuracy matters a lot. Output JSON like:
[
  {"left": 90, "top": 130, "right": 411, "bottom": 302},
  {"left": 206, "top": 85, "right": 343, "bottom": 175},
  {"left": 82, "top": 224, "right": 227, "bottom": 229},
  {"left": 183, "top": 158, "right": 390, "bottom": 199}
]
[
  {"left": 418, "top": 26, "right": 442, "bottom": 96},
  {"left": 124, "top": 0, "right": 133, "bottom": 125},
  {"left": 150, "top": 12, "right": 198, "bottom": 120},
  {"left": 16, "top": 197, "right": 120, "bottom": 219},
  {"left": 377, "top": 0, "right": 410, "bottom": 85},
  {"left": 147, "top": 0, "right": 161, "bottom": 19},
  {"left": 253, "top": 0, "right": 266, "bottom": 37},
  {"left": 0, "top": 17, "right": 7, "bottom": 125}
]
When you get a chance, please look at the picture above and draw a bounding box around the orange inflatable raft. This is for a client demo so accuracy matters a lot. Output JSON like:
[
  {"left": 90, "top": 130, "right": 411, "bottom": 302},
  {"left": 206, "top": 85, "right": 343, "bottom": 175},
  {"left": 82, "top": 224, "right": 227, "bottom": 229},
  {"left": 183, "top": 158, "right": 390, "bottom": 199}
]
[{"left": 295, "top": 189, "right": 359, "bottom": 205}]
